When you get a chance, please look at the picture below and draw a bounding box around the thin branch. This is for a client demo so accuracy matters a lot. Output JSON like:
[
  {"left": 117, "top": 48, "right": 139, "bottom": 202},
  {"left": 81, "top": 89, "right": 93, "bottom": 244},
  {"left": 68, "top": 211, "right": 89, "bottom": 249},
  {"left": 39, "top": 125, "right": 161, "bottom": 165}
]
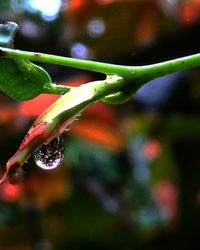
[
  {"left": 129, "top": 53, "right": 200, "bottom": 82},
  {"left": 0, "top": 47, "right": 128, "bottom": 76},
  {"left": 1, "top": 47, "right": 200, "bottom": 100},
  {"left": 44, "top": 83, "right": 71, "bottom": 95},
  {"left": 1, "top": 47, "right": 200, "bottom": 83}
]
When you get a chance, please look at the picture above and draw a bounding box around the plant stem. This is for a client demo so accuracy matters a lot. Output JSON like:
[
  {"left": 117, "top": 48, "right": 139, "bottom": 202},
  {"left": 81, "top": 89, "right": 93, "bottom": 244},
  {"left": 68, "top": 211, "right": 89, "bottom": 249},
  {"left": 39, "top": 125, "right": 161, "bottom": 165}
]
[
  {"left": 1, "top": 47, "right": 200, "bottom": 88},
  {"left": 44, "top": 83, "right": 71, "bottom": 95},
  {"left": 128, "top": 53, "right": 200, "bottom": 82},
  {"left": 0, "top": 47, "right": 128, "bottom": 76}
]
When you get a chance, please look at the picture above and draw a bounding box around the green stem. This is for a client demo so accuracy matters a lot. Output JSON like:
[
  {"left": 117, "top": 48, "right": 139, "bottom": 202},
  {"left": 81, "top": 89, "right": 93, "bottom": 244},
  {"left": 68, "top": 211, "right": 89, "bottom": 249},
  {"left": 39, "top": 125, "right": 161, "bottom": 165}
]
[
  {"left": 128, "top": 53, "right": 200, "bottom": 82},
  {"left": 1, "top": 47, "right": 200, "bottom": 98},
  {"left": 0, "top": 47, "right": 128, "bottom": 76},
  {"left": 44, "top": 83, "right": 71, "bottom": 95},
  {"left": 1, "top": 47, "right": 200, "bottom": 82}
]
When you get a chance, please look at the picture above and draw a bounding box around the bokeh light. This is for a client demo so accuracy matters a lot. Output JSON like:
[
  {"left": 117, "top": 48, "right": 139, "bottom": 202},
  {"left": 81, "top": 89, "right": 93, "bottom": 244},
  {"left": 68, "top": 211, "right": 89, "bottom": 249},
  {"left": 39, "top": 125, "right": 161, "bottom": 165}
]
[
  {"left": 25, "top": 0, "right": 62, "bottom": 21},
  {"left": 87, "top": 18, "right": 106, "bottom": 38},
  {"left": 70, "top": 42, "right": 90, "bottom": 59}
]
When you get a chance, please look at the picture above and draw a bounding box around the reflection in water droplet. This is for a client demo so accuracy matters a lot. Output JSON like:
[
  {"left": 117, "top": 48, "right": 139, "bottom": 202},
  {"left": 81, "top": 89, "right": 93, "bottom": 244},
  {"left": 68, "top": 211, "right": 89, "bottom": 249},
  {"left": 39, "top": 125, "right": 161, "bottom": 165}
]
[{"left": 34, "top": 136, "right": 65, "bottom": 170}]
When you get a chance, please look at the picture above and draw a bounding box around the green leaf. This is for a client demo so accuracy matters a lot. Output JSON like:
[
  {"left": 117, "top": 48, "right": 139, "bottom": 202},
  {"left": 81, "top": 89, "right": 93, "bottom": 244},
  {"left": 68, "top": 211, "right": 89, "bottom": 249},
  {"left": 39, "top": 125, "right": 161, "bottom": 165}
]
[{"left": 0, "top": 21, "right": 52, "bottom": 101}]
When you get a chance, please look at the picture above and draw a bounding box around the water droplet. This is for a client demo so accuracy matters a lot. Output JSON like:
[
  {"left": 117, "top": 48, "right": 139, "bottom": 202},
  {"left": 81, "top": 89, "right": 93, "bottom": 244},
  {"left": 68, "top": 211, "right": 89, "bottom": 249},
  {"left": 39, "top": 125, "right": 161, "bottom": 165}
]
[
  {"left": 34, "top": 136, "right": 65, "bottom": 170},
  {"left": 23, "top": 134, "right": 29, "bottom": 143},
  {"left": 7, "top": 163, "right": 25, "bottom": 185},
  {"left": 75, "top": 115, "right": 81, "bottom": 121},
  {"left": 61, "top": 92, "right": 65, "bottom": 96},
  {"left": 65, "top": 124, "right": 71, "bottom": 131}
]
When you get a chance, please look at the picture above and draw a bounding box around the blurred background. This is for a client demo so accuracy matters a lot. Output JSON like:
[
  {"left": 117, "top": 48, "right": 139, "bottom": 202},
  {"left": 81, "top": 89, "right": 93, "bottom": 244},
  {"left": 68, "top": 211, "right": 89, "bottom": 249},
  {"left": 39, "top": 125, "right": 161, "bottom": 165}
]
[{"left": 0, "top": 0, "right": 200, "bottom": 249}]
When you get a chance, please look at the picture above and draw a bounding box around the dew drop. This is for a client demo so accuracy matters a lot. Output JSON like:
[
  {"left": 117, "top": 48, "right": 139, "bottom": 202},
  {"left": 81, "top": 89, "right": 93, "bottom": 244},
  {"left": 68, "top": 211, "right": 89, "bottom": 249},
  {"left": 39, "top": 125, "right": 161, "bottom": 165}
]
[
  {"left": 60, "top": 92, "right": 65, "bottom": 96},
  {"left": 65, "top": 124, "right": 71, "bottom": 131},
  {"left": 75, "top": 115, "right": 81, "bottom": 121},
  {"left": 34, "top": 136, "right": 65, "bottom": 170},
  {"left": 7, "top": 163, "right": 25, "bottom": 185}
]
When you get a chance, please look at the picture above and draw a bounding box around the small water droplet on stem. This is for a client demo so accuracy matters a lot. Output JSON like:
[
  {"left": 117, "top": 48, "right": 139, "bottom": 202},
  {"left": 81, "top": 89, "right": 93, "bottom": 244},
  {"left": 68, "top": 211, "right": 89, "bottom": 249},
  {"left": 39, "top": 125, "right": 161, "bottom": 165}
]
[
  {"left": 65, "top": 124, "right": 71, "bottom": 131},
  {"left": 75, "top": 115, "right": 81, "bottom": 121}
]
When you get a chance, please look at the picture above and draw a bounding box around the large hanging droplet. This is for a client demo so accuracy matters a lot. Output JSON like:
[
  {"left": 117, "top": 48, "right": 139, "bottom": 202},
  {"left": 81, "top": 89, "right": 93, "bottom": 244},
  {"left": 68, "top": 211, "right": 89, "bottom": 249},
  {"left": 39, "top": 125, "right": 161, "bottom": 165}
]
[{"left": 34, "top": 136, "right": 65, "bottom": 170}]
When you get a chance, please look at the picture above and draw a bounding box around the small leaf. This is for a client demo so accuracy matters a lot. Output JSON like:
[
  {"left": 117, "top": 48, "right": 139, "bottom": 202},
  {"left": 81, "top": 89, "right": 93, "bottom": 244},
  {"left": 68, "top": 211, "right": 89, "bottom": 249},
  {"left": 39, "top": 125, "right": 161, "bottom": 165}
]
[{"left": 0, "top": 21, "right": 52, "bottom": 101}]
